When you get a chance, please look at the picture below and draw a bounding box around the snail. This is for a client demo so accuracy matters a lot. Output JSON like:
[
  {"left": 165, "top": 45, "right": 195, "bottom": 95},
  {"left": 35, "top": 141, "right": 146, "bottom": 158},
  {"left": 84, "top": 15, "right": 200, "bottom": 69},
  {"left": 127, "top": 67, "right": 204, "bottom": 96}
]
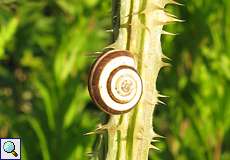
[{"left": 88, "top": 50, "right": 143, "bottom": 115}]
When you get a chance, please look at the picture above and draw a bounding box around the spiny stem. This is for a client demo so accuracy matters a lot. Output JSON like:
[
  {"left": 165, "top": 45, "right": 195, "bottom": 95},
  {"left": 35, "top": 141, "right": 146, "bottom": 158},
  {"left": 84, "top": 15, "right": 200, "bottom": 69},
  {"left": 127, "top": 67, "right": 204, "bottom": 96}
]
[{"left": 95, "top": 0, "right": 181, "bottom": 159}]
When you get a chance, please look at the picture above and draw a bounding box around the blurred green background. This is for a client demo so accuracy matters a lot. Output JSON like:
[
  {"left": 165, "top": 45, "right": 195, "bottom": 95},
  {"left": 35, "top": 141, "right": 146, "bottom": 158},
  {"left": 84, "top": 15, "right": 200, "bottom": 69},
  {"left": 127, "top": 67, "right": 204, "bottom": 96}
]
[{"left": 0, "top": 0, "right": 229, "bottom": 160}]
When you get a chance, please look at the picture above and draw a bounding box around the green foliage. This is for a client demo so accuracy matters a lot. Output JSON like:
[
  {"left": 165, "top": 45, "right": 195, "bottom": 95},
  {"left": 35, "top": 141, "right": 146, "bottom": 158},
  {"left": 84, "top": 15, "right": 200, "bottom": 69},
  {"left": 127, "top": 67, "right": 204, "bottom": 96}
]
[
  {"left": 0, "top": 0, "right": 110, "bottom": 159},
  {"left": 153, "top": 0, "right": 230, "bottom": 160},
  {"left": 0, "top": 0, "right": 229, "bottom": 160}
]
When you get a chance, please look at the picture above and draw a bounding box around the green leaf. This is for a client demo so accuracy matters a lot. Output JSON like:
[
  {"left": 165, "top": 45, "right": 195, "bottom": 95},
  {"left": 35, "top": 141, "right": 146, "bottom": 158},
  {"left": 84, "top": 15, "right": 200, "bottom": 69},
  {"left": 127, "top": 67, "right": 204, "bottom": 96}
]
[
  {"left": 0, "top": 17, "right": 19, "bottom": 59},
  {"left": 63, "top": 87, "right": 89, "bottom": 129},
  {"left": 28, "top": 117, "right": 51, "bottom": 160},
  {"left": 34, "top": 79, "right": 56, "bottom": 130}
]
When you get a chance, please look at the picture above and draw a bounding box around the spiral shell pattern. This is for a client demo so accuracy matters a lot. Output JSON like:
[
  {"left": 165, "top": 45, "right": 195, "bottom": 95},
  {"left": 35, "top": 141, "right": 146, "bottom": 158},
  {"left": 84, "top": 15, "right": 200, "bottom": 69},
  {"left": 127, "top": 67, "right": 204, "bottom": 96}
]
[{"left": 88, "top": 50, "right": 143, "bottom": 114}]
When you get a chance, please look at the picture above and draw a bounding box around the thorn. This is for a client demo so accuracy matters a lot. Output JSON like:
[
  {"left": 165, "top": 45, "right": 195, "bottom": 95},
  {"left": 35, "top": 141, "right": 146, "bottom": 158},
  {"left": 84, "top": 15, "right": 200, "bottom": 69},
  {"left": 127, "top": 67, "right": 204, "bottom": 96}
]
[
  {"left": 86, "top": 152, "right": 97, "bottom": 157},
  {"left": 158, "top": 94, "right": 169, "bottom": 98},
  {"left": 161, "top": 54, "right": 172, "bottom": 61},
  {"left": 165, "top": 11, "right": 178, "bottom": 18},
  {"left": 84, "top": 125, "right": 108, "bottom": 136},
  {"left": 106, "top": 29, "right": 114, "bottom": 33},
  {"left": 166, "top": 16, "right": 185, "bottom": 23},
  {"left": 151, "top": 139, "right": 160, "bottom": 143},
  {"left": 156, "top": 15, "right": 185, "bottom": 26},
  {"left": 163, "top": 0, "right": 184, "bottom": 6},
  {"left": 153, "top": 132, "right": 166, "bottom": 139},
  {"left": 97, "top": 124, "right": 108, "bottom": 130},
  {"left": 95, "top": 51, "right": 102, "bottom": 54},
  {"left": 84, "top": 131, "right": 98, "bottom": 136},
  {"left": 157, "top": 100, "right": 166, "bottom": 105},
  {"left": 149, "top": 144, "right": 160, "bottom": 151},
  {"left": 161, "top": 30, "right": 177, "bottom": 36},
  {"left": 164, "top": 12, "right": 185, "bottom": 25},
  {"left": 169, "top": 0, "right": 184, "bottom": 6}
]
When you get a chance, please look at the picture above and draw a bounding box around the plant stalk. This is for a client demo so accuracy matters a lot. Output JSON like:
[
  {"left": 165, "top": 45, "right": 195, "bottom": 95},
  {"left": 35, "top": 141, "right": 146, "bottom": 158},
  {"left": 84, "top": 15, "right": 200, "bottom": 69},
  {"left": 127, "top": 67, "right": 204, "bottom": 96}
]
[{"left": 95, "top": 0, "right": 181, "bottom": 159}]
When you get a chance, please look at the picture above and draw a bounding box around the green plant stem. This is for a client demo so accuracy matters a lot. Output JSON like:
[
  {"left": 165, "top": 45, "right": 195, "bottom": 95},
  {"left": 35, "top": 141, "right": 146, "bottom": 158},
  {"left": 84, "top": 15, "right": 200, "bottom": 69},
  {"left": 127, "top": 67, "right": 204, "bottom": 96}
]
[{"left": 101, "top": 0, "right": 179, "bottom": 159}]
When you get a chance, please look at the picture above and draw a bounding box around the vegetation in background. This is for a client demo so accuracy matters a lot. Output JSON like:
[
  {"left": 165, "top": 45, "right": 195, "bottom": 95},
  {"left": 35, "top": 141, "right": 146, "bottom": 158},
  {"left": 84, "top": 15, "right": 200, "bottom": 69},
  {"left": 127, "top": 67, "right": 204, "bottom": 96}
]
[
  {"left": 0, "top": 0, "right": 229, "bottom": 160},
  {"left": 0, "top": 0, "right": 110, "bottom": 159},
  {"left": 153, "top": 1, "right": 230, "bottom": 160}
]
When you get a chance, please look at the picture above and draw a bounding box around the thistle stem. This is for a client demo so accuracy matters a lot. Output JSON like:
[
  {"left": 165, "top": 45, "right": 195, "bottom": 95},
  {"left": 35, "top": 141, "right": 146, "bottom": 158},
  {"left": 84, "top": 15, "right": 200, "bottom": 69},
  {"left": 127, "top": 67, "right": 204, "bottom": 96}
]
[{"left": 103, "top": 0, "right": 179, "bottom": 159}]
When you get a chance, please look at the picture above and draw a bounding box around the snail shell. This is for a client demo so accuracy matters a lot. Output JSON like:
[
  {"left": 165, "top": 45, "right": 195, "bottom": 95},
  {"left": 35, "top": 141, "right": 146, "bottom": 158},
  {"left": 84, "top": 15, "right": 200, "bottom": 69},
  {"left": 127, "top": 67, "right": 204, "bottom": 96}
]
[{"left": 88, "top": 50, "right": 143, "bottom": 115}]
